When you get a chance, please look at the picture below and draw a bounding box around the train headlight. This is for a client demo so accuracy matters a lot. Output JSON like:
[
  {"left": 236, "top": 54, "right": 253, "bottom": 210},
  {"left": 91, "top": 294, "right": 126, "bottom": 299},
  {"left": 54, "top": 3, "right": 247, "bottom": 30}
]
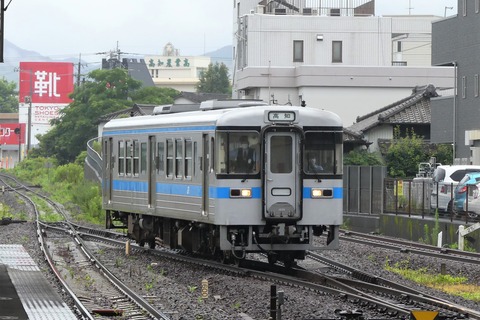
[
  {"left": 230, "top": 188, "right": 252, "bottom": 198},
  {"left": 311, "top": 188, "right": 333, "bottom": 199}
]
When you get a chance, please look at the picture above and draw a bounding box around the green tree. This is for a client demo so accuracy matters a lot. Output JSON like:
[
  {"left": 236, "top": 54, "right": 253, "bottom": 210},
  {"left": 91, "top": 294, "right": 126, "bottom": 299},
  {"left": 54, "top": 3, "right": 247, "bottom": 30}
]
[
  {"left": 0, "top": 79, "right": 19, "bottom": 113},
  {"left": 34, "top": 68, "right": 178, "bottom": 164},
  {"left": 429, "top": 143, "right": 453, "bottom": 166},
  {"left": 343, "top": 149, "right": 384, "bottom": 166},
  {"left": 196, "top": 62, "right": 231, "bottom": 94},
  {"left": 385, "top": 127, "right": 427, "bottom": 178},
  {"left": 130, "top": 86, "right": 178, "bottom": 105}
]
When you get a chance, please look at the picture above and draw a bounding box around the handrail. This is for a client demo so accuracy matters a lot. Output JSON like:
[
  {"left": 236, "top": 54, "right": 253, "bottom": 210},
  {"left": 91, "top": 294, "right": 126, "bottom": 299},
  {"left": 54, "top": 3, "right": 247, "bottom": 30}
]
[{"left": 86, "top": 137, "right": 102, "bottom": 182}]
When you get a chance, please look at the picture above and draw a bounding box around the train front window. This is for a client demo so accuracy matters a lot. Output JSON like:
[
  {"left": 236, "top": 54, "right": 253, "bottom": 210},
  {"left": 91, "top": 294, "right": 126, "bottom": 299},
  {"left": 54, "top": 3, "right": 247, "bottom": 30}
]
[
  {"left": 216, "top": 132, "right": 260, "bottom": 175},
  {"left": 304, "top": 131, "right": 343, "bottom": 175}
]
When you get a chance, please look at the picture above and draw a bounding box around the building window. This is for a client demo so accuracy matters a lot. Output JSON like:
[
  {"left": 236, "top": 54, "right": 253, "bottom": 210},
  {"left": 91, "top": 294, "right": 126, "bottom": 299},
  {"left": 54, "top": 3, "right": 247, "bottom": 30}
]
[
  {"left": 462, "top": 76, "right": 467, "bottom": 99},
  {"left": 475, "top": 74, "right": 479, "bottom": 97},
  {"left": 397, "top": 41, "right": 402, "bottom": 53},
  {"left": 293, "top": 40, "right": 304, "bottom": 62},
  {"left": 332, "top": 41, "right": 343, "bottom": 63}
]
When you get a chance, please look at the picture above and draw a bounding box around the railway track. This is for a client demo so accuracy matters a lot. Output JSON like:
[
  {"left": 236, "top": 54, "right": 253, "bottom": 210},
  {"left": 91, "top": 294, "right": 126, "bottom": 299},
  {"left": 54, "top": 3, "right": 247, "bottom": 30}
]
[
  {"left": 0, "top": 173, "right": 170, "bottom": 320},
  {"left": 306, "top": 251, "right": 480, "bottom": 319},
  {"left": 340, "top": 229, "right": 480, "bottom": 265},
  {"left": 2, "top": 172, "right": 479, "bottom": 319}
]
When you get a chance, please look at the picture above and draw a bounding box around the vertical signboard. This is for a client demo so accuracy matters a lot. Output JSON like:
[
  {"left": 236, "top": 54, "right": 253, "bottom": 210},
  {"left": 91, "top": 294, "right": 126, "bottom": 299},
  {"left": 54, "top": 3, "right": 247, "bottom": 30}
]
[
  {"left": 18, "top": 62, "right": 74, "bottom": 147},
  {"left": 19, "top": 62, "right": 74, "bottom": 104}
]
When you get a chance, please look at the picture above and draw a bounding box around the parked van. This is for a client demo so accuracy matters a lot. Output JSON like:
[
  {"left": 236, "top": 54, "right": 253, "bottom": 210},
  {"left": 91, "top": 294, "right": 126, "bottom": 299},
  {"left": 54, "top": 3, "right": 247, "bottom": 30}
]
[{"left": 431, "top": 165, "right": 480, "bottom": 213}]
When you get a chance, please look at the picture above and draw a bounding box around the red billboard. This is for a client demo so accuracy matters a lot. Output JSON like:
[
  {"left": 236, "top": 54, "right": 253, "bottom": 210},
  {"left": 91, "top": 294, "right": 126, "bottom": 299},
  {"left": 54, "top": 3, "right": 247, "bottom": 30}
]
[
  {"left": 19, "top": 62, "right": 74, "bottom": 104},
  {"left": 0, "top": 123, "right": 26, "bottom": 145}
]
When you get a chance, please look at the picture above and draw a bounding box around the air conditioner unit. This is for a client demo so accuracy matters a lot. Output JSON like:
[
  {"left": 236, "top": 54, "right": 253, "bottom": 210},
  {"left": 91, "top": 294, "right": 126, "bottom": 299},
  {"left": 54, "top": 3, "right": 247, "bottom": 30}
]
[
  {"left": 312, "top": 9, "right": 318, "bottom": 15},
  {"left": 250, "top": 9, "right": 255, "bottom": 14},
  {"left": 256, "top": 5, "right": 265, "bottom": 14},
  {"left": 275, "top": 8, "right": 286, "bottom": 15}
]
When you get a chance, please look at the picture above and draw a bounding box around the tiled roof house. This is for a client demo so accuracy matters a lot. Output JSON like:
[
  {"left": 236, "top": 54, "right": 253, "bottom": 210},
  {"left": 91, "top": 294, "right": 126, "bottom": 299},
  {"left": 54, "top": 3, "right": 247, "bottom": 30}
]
[{"left": 347, "top": 84, "right": 445, "bottom": 154}]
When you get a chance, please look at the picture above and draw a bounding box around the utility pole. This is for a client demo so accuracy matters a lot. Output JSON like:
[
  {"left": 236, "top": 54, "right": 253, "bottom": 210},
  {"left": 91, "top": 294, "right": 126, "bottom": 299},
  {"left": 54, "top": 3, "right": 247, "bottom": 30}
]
[
  {"left": 0, "top": 0, "right": 4, "bottom": 62},
  {"left": 77, "top": 53, "right": 82, "bottom": 87}
]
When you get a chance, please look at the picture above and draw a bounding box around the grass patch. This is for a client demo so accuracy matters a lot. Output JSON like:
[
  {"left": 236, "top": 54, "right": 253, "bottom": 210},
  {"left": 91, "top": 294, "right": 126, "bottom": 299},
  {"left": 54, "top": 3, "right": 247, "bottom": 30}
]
[
  {"left": 8, "top": 157, "right": 104, "bottom": 225},
  {"left": 385, "top": 259, "right": 480, "bottom": 302}
]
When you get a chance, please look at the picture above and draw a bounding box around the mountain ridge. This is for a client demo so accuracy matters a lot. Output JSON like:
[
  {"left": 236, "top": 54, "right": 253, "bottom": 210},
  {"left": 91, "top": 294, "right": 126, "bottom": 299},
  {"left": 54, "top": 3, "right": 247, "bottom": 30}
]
[{"left": 2, "top": 40, "right": 233, "bottom": 85}]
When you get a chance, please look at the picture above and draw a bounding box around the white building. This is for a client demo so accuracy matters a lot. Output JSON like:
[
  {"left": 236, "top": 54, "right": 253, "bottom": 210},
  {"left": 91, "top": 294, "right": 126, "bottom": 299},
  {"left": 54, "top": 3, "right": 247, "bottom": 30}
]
[
  {"left": 145, "top": 43, "right": 211, "bottom": 92},
  {"left": 232, "top": 0, "right": 454, "bottom": 125}
]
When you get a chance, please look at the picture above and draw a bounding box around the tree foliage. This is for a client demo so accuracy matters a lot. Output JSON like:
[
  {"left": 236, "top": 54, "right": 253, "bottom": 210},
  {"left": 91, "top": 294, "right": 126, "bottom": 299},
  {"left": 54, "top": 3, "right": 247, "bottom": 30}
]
[
  {"left": 196, "top": 62, "right": 231, "bottom": 94},
  {"left": 0, "top": 79, "right": 19, "bottom": 113},
  {"left": 385, "top": 127, "right": 430, "bottom": 178},
  {"left": 343, "top": 149, "right": 384, "bottom": 166},
  {"left": 34, "top": 68, "right": 179, "bottom": 164},
  {"left": 429, "top": 143, "right": 453, "bottom": 166}
]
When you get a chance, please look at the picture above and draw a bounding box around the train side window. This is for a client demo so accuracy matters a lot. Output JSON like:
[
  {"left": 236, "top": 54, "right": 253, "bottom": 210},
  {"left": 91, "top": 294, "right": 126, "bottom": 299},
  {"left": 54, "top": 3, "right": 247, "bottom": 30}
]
[
  {"left": 185, "top": 139, "right": 192, "bottom": 179},
  {"left": 126, "top": 140, "right": 132, "bottom": 176},
  {"left": 157, "top": 142, "right": 165, "bottom": 175},
  {"left": 133, "top": 140, "right": 140, "bottom": 176},
  {"left": 118, "top": 140, "right": 125, "bottom": 175},
  {"left": 140, "top": 142, "right": 147, "bottom": 175},
  {"left": 175, "top": 139, "right": 184, "bottom": 178},
  {"left": 216, "top": 132, "right": 227, "bottom": 173},
  {"left": 166, "top": 139, "right": 173, "bottom": 178}
]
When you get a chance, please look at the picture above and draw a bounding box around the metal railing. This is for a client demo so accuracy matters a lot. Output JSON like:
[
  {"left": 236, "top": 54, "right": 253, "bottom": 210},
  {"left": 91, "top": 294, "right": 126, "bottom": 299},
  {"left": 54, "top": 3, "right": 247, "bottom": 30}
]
[
  {"left": 263, "top": 0, "right": 375, "bottom": 16},
  {"left": 85, "top": 137, "right": 102, "bottom": 183}
]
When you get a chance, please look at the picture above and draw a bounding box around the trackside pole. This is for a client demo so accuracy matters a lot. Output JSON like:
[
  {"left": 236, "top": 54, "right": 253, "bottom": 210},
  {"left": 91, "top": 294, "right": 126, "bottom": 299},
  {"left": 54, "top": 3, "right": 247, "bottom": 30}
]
[{"left": 458, "top": 223, "right": 480, "bottom": 251}]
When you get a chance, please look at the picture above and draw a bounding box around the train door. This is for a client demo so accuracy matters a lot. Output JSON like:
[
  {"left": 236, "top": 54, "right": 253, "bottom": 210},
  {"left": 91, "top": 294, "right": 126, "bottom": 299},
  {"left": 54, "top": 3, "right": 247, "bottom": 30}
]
[
  {"left": 201, "top": 134, "right": 209, "bottom": 216},
  {"left": 103, "top": 137, "right": 113, "bottom": 204},
  {"left": 148, "top": 136, "right": 156, "bottom": 208},
  {"left": 264, "top": 131, "right": 301, "bottom": 220}
]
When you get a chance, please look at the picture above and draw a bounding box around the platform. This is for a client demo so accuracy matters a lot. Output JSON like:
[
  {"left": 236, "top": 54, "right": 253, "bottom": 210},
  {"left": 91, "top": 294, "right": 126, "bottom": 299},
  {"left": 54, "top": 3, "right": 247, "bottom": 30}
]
[{"left": 0, "top": 244, "right": 77, "bottom": 320}]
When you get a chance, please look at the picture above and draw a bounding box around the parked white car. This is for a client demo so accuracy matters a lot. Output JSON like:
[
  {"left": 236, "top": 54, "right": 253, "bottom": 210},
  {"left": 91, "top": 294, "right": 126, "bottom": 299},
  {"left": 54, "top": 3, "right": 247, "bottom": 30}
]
[{"left": 431, "top": 165, "right": 480, "bottom": 213}]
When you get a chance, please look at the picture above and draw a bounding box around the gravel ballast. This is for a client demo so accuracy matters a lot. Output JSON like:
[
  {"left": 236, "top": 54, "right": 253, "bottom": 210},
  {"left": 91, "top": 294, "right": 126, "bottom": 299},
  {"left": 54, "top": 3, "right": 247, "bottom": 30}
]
[{"left": 0, "top": 190, "right": 479, "bottom": 319}]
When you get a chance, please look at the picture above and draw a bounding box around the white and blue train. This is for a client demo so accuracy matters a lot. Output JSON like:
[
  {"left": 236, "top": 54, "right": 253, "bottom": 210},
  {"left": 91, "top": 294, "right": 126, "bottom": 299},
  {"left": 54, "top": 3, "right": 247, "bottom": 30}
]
[{"left": 102, "top": 100, "right": 343, "bottom": 266}]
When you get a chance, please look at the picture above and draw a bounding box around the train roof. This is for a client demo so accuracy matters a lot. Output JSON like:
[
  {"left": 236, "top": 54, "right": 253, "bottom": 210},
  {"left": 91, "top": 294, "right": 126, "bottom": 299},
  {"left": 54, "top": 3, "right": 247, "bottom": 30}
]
[{"left": 102, "top": 102, "right": 343, "bottom": 134}]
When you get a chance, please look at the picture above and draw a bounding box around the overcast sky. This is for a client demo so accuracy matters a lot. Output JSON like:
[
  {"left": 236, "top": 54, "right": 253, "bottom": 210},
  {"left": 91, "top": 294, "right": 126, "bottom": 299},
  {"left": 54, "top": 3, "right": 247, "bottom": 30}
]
[{"left": 5, "top": 0, "right": 457, "bottom": 63}]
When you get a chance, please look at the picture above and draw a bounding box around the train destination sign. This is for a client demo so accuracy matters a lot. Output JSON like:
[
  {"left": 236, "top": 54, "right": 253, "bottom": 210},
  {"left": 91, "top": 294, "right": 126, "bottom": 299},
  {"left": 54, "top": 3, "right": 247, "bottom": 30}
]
[{"left": 268, "top": 111, "right": 295, "bottom": 122}]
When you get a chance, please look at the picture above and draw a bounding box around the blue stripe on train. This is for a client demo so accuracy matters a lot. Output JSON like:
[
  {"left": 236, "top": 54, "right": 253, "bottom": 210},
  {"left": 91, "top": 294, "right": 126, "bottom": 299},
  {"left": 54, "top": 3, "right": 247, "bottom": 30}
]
[
  {"left": 112, "top": 180, "right": 262, "bottom": 199},
  {"left": 111, "top": 181, "right": 342, "bottom": 199}
]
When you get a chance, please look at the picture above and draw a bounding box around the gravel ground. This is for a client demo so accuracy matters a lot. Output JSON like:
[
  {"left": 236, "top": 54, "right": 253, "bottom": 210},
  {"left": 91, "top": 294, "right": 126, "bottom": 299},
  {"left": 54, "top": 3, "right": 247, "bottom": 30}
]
[{"left": 1, "top": 189, "right": 479, "bottom": 319}]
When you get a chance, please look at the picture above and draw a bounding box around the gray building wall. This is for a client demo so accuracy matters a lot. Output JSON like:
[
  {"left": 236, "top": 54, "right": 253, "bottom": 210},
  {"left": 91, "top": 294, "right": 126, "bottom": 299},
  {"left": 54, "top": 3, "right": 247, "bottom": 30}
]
[
  {"left": 432, "top": 0, "right": 480, "bottom": 161},
  {"left": 430, "top": 96, "right": 454, "bottom": 144}
]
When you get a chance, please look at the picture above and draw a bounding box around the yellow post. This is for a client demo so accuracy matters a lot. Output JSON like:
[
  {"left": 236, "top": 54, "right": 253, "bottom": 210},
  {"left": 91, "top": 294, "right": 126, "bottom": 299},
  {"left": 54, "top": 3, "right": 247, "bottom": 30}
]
[
  {"left": 201, "top": 279, "right": 209, "bottom": 299},
  {"left": 125, "top": 240, "right": 131, "bottom": 256}
]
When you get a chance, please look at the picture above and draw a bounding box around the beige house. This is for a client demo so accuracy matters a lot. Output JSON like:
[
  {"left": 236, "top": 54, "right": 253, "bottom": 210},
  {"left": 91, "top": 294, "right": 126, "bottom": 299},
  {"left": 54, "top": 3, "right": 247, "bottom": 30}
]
[{"left": 145, "top": 43, "right": 211, "bottom": 92}]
